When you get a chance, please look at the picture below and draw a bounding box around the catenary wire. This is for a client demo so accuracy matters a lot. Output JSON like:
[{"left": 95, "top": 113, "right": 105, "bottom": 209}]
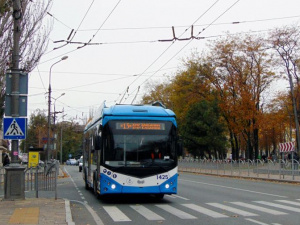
[
  {"left": 125, "top": 0, "right": 241, "bottom": 103},
  {"left": 116, "top": 0, "right": 221, "bottom": 103}
]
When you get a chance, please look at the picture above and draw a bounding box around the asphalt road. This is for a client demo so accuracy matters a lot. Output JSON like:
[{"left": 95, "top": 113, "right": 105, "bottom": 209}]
[{"left": 57, "top": 166, "right": 300, "bottom": 225}]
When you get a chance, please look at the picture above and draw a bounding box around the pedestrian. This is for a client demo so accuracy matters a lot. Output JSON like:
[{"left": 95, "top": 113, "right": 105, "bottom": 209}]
[{"left": 3, "top": 154, "right": 10, "bottom": 166}]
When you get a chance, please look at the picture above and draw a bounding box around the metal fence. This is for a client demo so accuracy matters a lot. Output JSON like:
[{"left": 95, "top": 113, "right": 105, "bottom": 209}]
[
  {"left": 0, "top": 161, "right": 59, "bottom": 199},
  {"left": 178, "top": 159, "right": 300, "bottom": 182}
]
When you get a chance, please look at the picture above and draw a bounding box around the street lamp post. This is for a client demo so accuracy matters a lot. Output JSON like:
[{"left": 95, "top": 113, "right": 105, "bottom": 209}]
[
  {"left": 52, "top": 93, "right": 65, "bottom": 160},
  {"left": 46, "top": 56, "right": 68, "bottom": 163}
]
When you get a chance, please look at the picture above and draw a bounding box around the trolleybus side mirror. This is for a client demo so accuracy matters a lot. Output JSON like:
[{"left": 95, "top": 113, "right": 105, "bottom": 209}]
[{"left": 94, "top": 135, "right": 102, "bottom": 150}]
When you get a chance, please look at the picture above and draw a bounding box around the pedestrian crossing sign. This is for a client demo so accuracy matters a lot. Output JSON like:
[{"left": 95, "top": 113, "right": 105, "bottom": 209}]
[{"left": 3, "top": 117, "right": 26, "bottom": 139}]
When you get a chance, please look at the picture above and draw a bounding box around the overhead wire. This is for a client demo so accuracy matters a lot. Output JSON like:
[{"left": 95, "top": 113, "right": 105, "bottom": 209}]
[
  {"left": 124, "top": 0, "right": 242, "bottom": 103},
  {"left": 29, "top": 66, "right": 177, "bottom": 77},
  {"left": 53, "top": 0, "right": 96, "bottom": 50},
  {"left": 40, "top": 0, "right": 122, "bottom": 64},
  {"left": 117, "top": 0, "right": 221, "bottom": 104},
  {"left": 33, "top": 1, "right": 298, "bottom": 113},
  {"left": 77, "top": 0, "right": 122, "bottom": 49},
  {"left": 74, "top": 15, "right": 300, "bottom": 32}
]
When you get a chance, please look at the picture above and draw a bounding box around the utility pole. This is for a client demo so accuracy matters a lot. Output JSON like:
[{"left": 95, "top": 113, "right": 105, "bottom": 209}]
[
  {"left": 4, "top": 0, "right": 26, "bottom": 200},
  {"left": 11, "top": 0, "right": 21, "bottom": 162},
  {"left": 60, "top": 110, "right": 65, "bottom": 164}
]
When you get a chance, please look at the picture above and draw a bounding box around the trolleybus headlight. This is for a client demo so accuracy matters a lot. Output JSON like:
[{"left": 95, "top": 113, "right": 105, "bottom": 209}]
[
  {"left": 111, "top": 184, "right": 116, "bottom": 190},
  {"left": 165, "top": 184, "right": 170, "bottom": 189}
]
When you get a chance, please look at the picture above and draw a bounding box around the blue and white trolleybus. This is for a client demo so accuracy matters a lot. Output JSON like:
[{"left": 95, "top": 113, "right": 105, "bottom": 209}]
[{"left": 82, "top": 102, "right": 182, "bottom": 199}]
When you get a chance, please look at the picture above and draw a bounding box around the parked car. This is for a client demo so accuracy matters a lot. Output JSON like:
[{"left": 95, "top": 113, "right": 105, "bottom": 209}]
[
  {"left": 66, "top": 159, "right": 77, "bottom": 165},
  {"left": 78, "top": 158, "right": 83, "bottom": 172}
]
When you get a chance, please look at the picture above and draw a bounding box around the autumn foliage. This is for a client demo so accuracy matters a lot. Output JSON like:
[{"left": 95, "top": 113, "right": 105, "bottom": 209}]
[{"left": 142, "top": 26, "right": 300, "bottom": 160}]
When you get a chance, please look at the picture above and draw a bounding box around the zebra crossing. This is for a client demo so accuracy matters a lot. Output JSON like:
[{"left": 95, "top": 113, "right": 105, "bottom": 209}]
[{"left": 102, "top": 198, "right": 300, "bottom": 222}]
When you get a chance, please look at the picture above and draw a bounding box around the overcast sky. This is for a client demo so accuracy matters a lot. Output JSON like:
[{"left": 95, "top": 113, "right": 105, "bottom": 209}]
[{"left": 28, "top": 0, "right": 300, "bottom": 123}]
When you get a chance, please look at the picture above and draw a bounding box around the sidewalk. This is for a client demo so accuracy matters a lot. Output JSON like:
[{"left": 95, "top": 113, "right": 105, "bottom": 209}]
[
  {"left": 0, "top": 198, "right": 70, "bottom": 225},
  {"left": 0, "top": 166, "right": 73, "bottom": 225}
]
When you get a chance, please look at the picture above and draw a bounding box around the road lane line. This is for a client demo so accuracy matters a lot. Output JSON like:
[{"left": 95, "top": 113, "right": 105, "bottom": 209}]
[
  {"left": 182, "top": 203, "right": 228, "bottom": 218},
  {"left": 103, "top": 206, "right": 131, "bottom": 222},
  {"left": 231, "top": 202, "right": 287, "bottom": 215},
  {"left": 254, "top": 201, "right": 300, "bottom": 212},
  {"left": 179, "top": 179, "right": 287, "bottom": 198},
  {"left": 245, "top": 218, "right": 269, "bottom": 225},
  {"left": 130, "top": 205, "right": 165, "bottom": 220},
  {"left": 275, "top": 200, "right": 300, "bottom": 207},
  {"left": 156, "top": 204, "right": 197, "bottom": 219},
  {"left": 207, "top": 203, "right": 258, "bottom": 216}
]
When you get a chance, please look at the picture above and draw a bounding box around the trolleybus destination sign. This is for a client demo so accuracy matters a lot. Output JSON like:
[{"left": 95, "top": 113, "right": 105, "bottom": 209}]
[{"left": 116, "top": 122, "right": 165, "bottom": 130}]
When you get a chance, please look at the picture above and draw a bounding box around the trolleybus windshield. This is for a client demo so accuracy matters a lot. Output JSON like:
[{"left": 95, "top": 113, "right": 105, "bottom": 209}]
[{"left": 103, "top": 121, "right": 176, "bottom": 168}]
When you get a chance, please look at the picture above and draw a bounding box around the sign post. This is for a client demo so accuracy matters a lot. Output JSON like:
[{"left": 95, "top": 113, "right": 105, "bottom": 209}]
[
  {"left": 279, "top": 142, "right": 296, "bottom": 180},
  {"left": 3, "top": 0, "right": 26, "bottom": 201}
]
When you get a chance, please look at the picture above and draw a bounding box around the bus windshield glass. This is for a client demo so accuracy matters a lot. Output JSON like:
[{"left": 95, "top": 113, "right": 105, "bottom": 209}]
[{"left": 103, "top": 121, "right": 176, "bottom": 168}]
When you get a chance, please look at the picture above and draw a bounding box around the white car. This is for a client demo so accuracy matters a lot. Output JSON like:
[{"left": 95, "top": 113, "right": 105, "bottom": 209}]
[{"left": 66, "top": 159, "right": 77, "bottom": 165}]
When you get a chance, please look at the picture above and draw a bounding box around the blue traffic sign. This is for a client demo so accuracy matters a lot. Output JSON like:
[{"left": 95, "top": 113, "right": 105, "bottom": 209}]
[{"left": 3, "top": 118, "right": 26, "bottom": 139}]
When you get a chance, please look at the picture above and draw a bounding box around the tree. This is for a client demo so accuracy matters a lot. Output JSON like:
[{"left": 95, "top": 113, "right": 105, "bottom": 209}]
[
  {"left": 22, "top": 111, "right": 84, "bottom": 162},
  {"left": 269, "top": 25, "right": 300, "bottom": 153},
  {"left": 207, "top": 34, "right": 276, "bottom": 159},
  {"left": 20, "top": 109, "right": 48, "bottom": 154},
  {"left": 142, "top": 81, "right": 173, "bottom": 108},
  {"left": 259, "top": 93, "right": 290, "bottom": 157},
  {"left": 168, "top": 57, "right": 213, "bottom": 125},
  {"left": 0, "top": 0, "right": 53, "bottom": 127},
  {"left": 56, "top": 120, "right": 84, "bottom": 162},
  {"left": 181, "top": 100, "right": 227, "bottom": 159}
]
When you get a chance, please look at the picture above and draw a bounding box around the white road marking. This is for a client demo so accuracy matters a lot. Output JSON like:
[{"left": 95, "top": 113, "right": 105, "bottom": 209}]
[
  {"left": 72, "top": 200, "right": 104, "bottom": 225},
  {"left": 182, "top": 203, "right": 228, "bottom": 218},
  {"left": 156, "top": 204, "right": 197, "bottom": 219},
  {"left": 275, "top": 200, "right": 300, "bottom": 207},
  {"left": 166, "top": 195, "right": 176, "bottom": 198},
  {"left": 231, "top": 202, "right": 287, "bottom": 215},
  {"left": 64, "top": 199, "right": 75, "bottom": 225},
  {"left": 130, "top": 205, "right": 165, "bottom": 220},
  {"left": 245, "top": 218, "right": 269, "bottom": 225},
  {"left": 207, "top": 203, "right": 258, "bottom": 216},
  {"left": 65, "top": 167, "right": 105, "bottom": 225},
  {"left": 255, "top": 201, "right": 300, "bottom": 212},
  {"left": 179, "top": 179, "right": 287, "bottom": 198},
  {"left": 103, "top": 206, "right": 131, "bottom": 222},
  {"left": 174, "top": 195, "right": 190, "bottom": 200}
]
